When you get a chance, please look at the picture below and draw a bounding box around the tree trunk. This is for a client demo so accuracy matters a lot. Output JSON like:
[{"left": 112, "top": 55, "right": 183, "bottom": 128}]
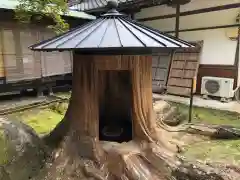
[
  {"left": 39, "top": 54, "right": 240, "bottom": 180},
  {"left": 46, "top": 53, "right": 158, "bottom": 156}
]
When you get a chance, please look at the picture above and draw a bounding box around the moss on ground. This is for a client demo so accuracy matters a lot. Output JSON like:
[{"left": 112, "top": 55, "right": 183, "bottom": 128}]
[
  {"left": 20, "top": 108, "right": 64, "bottom": 135},
  {"left": 49, "top": 102, "right": 68, "bottom": 115},
  {"left": 7, "top": 107, "right": 64, "bottom": 136},
  {"left": 181, "top": 140, "right": 240, "bottom": 165},
  {"left": 172, "top": 103, "right": 240, "bottom": 128},
  {"left": 172, "top": 102, "right": 240, "bottom": 165},
  {"left": 54, "top": 92, "right": 71, "bottom": 99},
  {"left": 0, "top": 135, "right": 9, "bottom": 165},
  {"left": 6, "top": 100, "right": 70, "bottom": 136}
]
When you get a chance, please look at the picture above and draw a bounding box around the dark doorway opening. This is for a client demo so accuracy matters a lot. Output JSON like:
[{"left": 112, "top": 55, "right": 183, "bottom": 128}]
[{"left": 99, "top": 70, "right": 133, "bottom": 143}]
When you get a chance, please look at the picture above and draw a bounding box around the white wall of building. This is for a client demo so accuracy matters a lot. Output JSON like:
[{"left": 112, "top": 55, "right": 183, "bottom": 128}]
[
  {"left": 179, "top": 29, "right": 237, "bottom": 65},
  {"left": 135, "top": 0, "right": 239, "bottom": 65},
  {"left": 136, "top": 0, "right": 239, "bottom": 19}
]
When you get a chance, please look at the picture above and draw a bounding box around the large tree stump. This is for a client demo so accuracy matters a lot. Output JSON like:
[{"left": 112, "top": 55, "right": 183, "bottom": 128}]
[
  {"left": 46, "top": 54, "right": 159, "bottom": 155},
  {"left": 40, "top": 54, "right": 240, "bottom": 180}
]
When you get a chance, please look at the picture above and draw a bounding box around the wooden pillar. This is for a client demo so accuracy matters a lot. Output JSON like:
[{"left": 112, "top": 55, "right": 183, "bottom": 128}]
[
  {"left": 234, "top": 13, "right": 240, "bottom": 86},
  {"left": 175, "top": 3, "right": 180, "bottom": 38},
  {"left": 14, "top": 29, "right": 24, "bottom": 77},
  {"left": 234, "top": 27, "right": 240, "bottom": 67},
  {"left": 234, "top": 17, "right": 240, "bottom": 86},
  {"left": 131, "top": 13, "right": 135, "bottom": 20}
]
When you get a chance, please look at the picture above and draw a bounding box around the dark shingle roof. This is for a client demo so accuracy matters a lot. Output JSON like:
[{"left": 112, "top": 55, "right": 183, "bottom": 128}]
[{"left": 68, "top": 0, "right": 167, "bottom": 13}]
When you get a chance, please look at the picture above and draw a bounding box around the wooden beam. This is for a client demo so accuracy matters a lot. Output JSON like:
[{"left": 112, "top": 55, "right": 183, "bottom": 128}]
[
  {"left": 138, "top": 3, "right": 240, "bottom": 22},
  {"left": 164, "top": 24, "right": 239, "bottom": 33}
]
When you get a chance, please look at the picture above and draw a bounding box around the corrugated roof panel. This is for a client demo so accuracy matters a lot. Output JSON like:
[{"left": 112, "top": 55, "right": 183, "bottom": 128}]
[
  {"left": 114, "top": 19, "right": 144, "bottom": 47},
  {"left": 127, "top": 21, "right": 179, "bottom": 47},
  {"left": 119, "top": 19, "right": 164, "bottom": 47},
  {"left": 76, "top": 20, "right": 111, "bottom": 48},
  {"left": 97, "top": 19, "right": 122, "bottom": 48}
]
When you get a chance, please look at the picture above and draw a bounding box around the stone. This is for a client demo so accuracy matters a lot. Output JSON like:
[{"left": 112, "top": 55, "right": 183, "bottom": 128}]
[
  {"left": 153, "top": 100, "right": 170, "bottom": 113},
  {"left": 0, "top": 117, "right": 47, "bottom": 180}
]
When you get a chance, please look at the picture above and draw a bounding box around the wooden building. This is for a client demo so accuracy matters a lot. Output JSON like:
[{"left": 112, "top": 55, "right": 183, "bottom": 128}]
[
  {"left": 0, "top": 0, "right": 95, "bottom": 95},
  {"left": 135, "top": 0, "right": 240, "bottom": 94}
]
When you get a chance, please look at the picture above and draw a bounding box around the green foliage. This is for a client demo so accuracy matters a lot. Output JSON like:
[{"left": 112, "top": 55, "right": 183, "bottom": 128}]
[{"left": 15, "top": 0, "right": 69, "bottom": 34}]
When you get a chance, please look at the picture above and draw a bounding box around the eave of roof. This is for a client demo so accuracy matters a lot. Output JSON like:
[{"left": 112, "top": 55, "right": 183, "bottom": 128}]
[
  {"left": 0, "top": 0, "right": 96, "bottom": 20},
  {"left": 29, "top": 9, "right": 194, "bottom": 54}
]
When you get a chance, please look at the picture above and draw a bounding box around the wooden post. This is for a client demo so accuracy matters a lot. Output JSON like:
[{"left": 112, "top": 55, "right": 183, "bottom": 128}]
[
  {"left": 175, "top": 3, "right": 180, "bottom": 38},
  {"left": 234, "top": 25, "right": 240, "bottom": 74},
  {"left": 48, "top": 85, "right": 54, "bottom": 96},
  {"left": 188, "top": 78, "right": 194, "bottom": 123},
  {"left": 131, "top": 13, "right": 135, "bottom": 20}
]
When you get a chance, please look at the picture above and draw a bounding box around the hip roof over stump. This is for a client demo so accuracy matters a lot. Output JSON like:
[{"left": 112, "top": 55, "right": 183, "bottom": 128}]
[{"left": 30, "top": 1, "right": 194, "bottom": 55}]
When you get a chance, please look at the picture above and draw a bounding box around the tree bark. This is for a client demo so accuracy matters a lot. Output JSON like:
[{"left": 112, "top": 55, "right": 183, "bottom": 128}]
[
  {"left": 38, "top": 54, "right": 158, "bottom": 179},
  {"left": 45, "top": 54, "right": 159, "bottom": 158}
]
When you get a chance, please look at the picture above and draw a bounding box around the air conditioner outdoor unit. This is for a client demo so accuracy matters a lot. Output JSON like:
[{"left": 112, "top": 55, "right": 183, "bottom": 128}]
[{"left": 201, "top": 76, "right": 234, "bottom": 101}]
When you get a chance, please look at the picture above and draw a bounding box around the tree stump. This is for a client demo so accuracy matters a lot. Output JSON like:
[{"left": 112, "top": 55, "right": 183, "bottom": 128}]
[{"left": 40, "top": 54, "right": 240, "bottom": 180}]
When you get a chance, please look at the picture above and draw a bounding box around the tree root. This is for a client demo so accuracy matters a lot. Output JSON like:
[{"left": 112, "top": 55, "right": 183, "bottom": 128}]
[
  {"left": 154, "top": 100, "right": 240, "bottom": 140},
  {"left": 32, "top": 137, "right": 240, "bottom": 180},
  {"left": 29, "top": 101, "right": 240, "bottom": 180},
  {"left": 157, "top": 117, "right": 240, "bottom": 140}
]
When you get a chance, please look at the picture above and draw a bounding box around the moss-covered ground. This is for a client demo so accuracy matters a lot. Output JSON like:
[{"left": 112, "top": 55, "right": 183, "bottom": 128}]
[
  {"left": 172, "top": 102, "right": 240, "bottom": 128},
  {"left": 172, "top": 103, "right": 240, "bottom": 165},
  {"left": 7, "top": 102, "right": 68, "bottom": 135},
  {"left": 181, "top": 140, "right": 240, "bottom": 166},
  {"left": 1, "top": 94, "right": 239, "bottom": 166},
  {"left": 54, "top": 91, "right": 71, "bottom": 100},
  {"left": 20, "top": 108, "right": 63, "bottom": 135},
  {"left": 0, "top": 133, "right": 9, "bottom": 164}
]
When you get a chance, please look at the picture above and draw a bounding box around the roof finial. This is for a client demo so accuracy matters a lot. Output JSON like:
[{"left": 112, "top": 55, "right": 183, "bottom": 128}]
[{"left": 107, "top": 0, "right": 118, "bottom": 10}]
